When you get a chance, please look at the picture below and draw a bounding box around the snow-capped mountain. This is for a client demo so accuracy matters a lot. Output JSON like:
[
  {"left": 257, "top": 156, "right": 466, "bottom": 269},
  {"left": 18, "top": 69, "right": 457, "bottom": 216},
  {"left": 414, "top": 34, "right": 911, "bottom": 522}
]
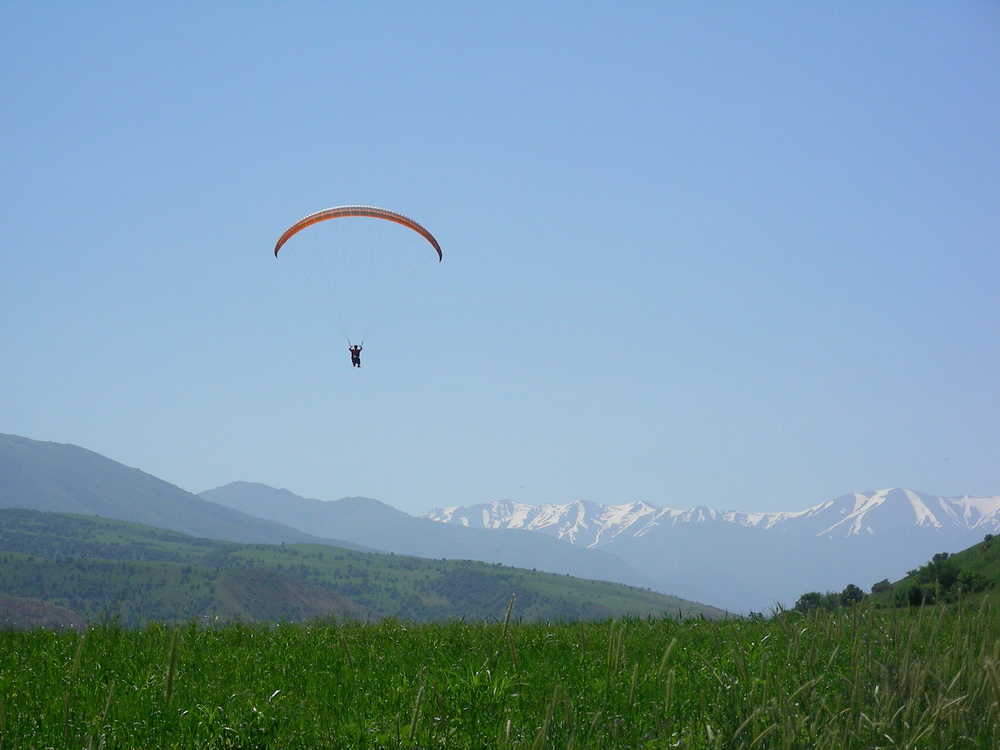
[
  {"left": 427, "top": 489, "right": 1000, "bottom": 541},
  {"left": 426, "top": 489, "right": 1000, "bottom": 613}
]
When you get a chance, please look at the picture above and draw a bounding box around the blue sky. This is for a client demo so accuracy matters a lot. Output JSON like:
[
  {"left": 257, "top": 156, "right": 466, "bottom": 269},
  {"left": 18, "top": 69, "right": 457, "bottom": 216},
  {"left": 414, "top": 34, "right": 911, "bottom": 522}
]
[{"left": 3, "top": 1, "right": 998, "bottom": 515}]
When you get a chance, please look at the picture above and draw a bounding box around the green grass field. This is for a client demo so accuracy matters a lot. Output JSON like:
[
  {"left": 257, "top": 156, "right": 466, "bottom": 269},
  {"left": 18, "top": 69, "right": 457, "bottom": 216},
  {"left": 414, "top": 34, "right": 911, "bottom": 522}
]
[{"left": 1, "top": 601, "right": 998, "bottom": 749}]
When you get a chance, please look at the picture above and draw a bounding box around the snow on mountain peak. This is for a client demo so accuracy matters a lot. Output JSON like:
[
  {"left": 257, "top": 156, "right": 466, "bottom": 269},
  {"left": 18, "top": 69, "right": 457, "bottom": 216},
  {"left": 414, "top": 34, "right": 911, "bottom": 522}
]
[
  {"left": 425, "top": 489, "right": 1000, "bottom": 544},
  {"left": 903, "top": 489, "right": 943, "bottom": 528}
]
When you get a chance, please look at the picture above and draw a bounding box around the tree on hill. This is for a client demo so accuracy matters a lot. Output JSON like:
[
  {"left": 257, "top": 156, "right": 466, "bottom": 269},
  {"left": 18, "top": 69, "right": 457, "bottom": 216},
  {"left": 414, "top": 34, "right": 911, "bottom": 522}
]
[
  {"left": 840, "top": 583, "right": 864, "bottom": 605},
  {"left": 793, "top": 583, "right": 866, "bottom": 614},
  {"left": 870, "top": 579, "right": 891, "bottom": 595},
  {"left": 897, "top": 551, "right": 992, "bottom": 606}
]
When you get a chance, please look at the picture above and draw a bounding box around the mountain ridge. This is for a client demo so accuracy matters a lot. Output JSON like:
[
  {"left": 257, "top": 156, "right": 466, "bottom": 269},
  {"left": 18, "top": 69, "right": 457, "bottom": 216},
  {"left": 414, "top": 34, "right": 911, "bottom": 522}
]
[
  {"left": 199, "top": 481, "right": 659, "bottom": 592},
  {"left": 426, "top": 488, "right": 1000, "bottom": 541},
  {"left": 5, "top": 432, "right": 999, "bottom": 614},
  {"left": 0, "top": 434, "right": 370, "bottom": 551},
  {"left": 424, "top": 489, "right": 1000, "bottom": 612}
]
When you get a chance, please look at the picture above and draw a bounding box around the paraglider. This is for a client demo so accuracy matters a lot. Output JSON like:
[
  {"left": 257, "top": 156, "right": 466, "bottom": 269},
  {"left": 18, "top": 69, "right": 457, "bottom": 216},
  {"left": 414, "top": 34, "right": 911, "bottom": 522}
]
[
  {"left": 273, "top": 206, "right": 441, "bottom": 365},
  {"left": 274, "top": 205, "right": 442, "bottom": 260}
]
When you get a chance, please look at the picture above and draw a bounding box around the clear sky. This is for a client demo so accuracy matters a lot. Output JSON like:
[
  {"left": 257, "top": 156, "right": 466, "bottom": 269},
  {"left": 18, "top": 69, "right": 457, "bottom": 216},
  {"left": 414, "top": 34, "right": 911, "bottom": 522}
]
[{"left": 3, "top": 2, "right": 998, "bottom": 515}]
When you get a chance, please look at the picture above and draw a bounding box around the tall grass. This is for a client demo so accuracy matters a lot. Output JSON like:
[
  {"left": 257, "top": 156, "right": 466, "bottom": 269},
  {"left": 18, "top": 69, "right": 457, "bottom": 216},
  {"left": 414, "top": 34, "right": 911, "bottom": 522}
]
[{"left": 0, "top": 603, "right": 997, "bottom": 748}]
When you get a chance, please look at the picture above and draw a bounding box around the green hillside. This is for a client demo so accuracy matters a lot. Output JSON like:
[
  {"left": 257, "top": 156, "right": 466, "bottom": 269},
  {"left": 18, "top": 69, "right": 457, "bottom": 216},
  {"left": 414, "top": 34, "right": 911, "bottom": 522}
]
[
  {"left": 867, "top": 533, "right": 999, "bottom": 607},
  {"left": 0, "top": 510, "right": 724, "bottom": 626}
]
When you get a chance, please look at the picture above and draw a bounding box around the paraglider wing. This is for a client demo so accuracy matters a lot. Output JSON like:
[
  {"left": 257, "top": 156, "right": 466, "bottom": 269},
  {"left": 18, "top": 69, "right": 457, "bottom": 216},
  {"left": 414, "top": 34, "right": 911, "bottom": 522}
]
[{"left": 273, "top": 205, "right": 442, "bottom": 260}]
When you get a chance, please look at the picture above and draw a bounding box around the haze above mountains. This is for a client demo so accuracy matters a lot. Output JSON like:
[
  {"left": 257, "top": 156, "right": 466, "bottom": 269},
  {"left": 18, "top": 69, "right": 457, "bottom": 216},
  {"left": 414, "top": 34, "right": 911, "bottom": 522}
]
[{"left": 3, "top": 433, "right": 999, "bottom": 613}]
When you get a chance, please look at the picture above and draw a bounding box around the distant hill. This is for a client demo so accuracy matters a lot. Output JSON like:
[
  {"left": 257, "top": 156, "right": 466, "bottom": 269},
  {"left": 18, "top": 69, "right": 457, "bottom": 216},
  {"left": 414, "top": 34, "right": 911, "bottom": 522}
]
[
  {"left": 0, "top": 592, "right": 86, "bottom": 630},
  {"left": 0, "top": 434, "right": 367, "bottom": 550},
  {"left": 200, "top": 481, "right": 658, "bottom": 592},
  {"left": 0, "top": 509, "right": 724, "bottom": 625}
]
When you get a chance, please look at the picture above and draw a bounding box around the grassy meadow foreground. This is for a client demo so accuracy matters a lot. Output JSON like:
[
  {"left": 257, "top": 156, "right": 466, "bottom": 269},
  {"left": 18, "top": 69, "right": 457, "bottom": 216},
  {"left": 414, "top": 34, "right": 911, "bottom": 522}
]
[{"left": 2, "top": 604, "right": 998, "bottom": 749}]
